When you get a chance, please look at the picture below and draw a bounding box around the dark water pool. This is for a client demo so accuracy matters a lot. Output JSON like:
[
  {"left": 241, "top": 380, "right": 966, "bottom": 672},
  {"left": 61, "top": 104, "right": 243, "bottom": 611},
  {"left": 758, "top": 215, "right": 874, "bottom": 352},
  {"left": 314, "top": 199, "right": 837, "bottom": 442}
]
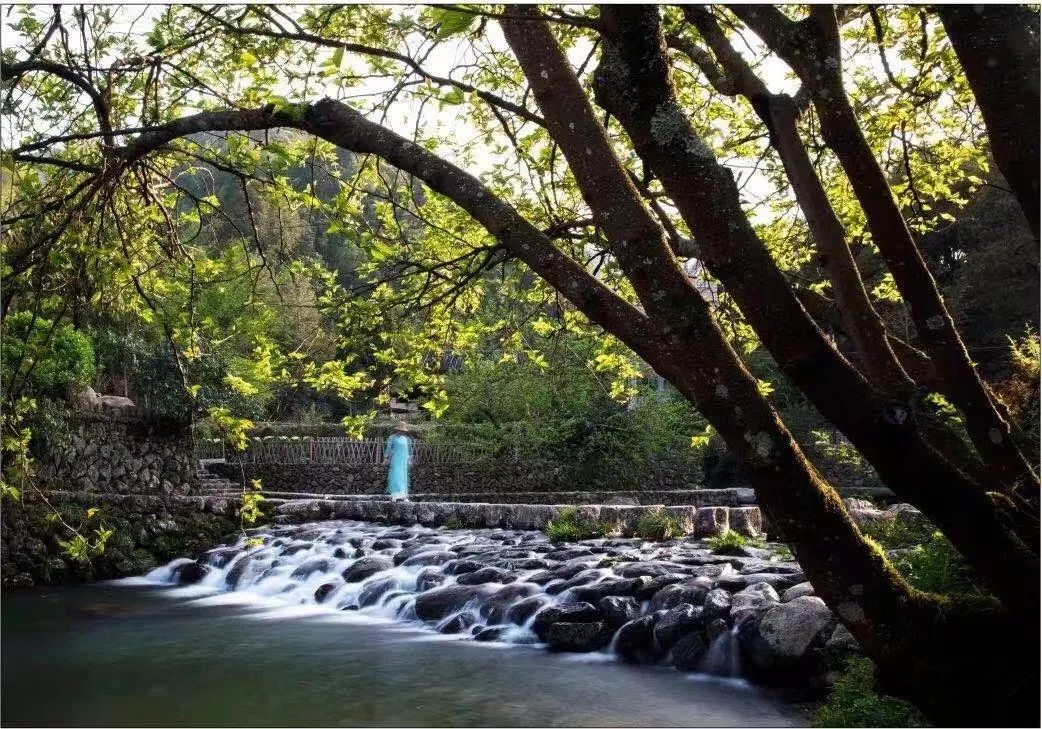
[{"left": 2, "top": 583, "right": 807, "bottom": 727}]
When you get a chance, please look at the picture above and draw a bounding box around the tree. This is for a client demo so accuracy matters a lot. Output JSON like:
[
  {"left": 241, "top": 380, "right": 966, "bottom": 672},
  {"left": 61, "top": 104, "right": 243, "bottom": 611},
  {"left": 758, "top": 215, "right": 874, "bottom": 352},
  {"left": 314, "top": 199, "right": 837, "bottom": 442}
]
[{"left": 1, "top": 5, "right": 1037, "bottom": 723}]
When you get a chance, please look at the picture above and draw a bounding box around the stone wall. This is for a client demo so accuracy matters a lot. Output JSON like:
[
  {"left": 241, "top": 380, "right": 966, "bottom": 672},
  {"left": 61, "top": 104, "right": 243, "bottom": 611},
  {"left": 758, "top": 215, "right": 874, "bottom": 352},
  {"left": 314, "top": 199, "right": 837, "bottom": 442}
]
[
  {"left": 34, "top": 414, "right": 194, "bottom": 497},
  {"left": 209, "top": 455, "right": 704, "bottom": 496},
  {"left": 1, "top": 491, "right": 240, "bottom": 587},
  {"left": 272, "top": 497, "right": 765, "bottom": 538}
]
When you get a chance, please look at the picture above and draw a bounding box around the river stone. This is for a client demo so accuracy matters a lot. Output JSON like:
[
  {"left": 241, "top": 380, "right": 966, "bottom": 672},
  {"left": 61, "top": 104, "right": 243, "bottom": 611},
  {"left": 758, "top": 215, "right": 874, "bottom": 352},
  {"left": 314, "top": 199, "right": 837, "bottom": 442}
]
[
  {"left": 649, "top": 577, "right": 712, "bottom": 611},
  {"left": 570, "top": 577, "right": 641, "bottom": 603},
  {"left": 392, "top": 544, "right": 433, "bottom": 565},
  {"left": 731, "top": 582, "right": 780, "bottom": 623},
  {"left": 614, "top": 561, "right": 691, "bottom": 579},
  {"left": 671, "top": 631, "right": 709, "bottom": 671},
  {"left": 614, "top": 615, "right": 662, "bottom": 663},
  {"left": 599, "top": 596, "right": 641, "bottom": 627},
  {"left": 824, "top": 623, "right": 861, "bottom": 653},
  {"left": 416, "top": 567, "right": 446, "bottom": 592},
  {"left": 506, "top": 595, "right": 549, "bottom": 626},
  {"left": 634, "top": 573, "right": 687, "bottom": 599},
  {"left": 747, "top": 596, "right": 836, "bottom": 671},
  {"left": 741, "top": 572, "right": 806, "bottom": 591},
  {"left": 474, "top": 626, "right": 509, "bottom": 642},
  {"left": 545, "top": 621, "right": 613, "bottom": 652},
  {"left": 702, "top": 588, "right": 732, "bottom": 622},
  {"left": 172, "top": 560, "right": 208, "bottom": 584},
  {"left": 290, "top": 558, "right": 331, "bottom": 580},
  {"left": 343, "top": 556, "right": 393, "bottom": 582},
  {"left": 782, "top": 582, "right": 815, "bottom": 602},
  {"left": 201, "top": 547, "right": 241, "bottom": 568},
  {"left": 401, "top": 550, "right": 457, "bottom": 567},
  {"left": 706, "top": 617, "right": 729, "bottom": 642},
  {"left": 653, "top": 603, "right": 704, "bottom": 650},
  {"left": 439, "top": 612, "right": 477, "bottom": 634},
  {"left": 532, "top": 602, "right": 601, "bottom": 640},
  {"left": 371, "top": 538, "right": 401, "bottom": 550},
  {"left": 414, "top": 585, "right": 494, "bottom": 622},
  {"left": 480, "top": 583, "right": 541, "bottom": 624},
  {"left": 355, "top": 577, "right": 397, "bottom": 608},
  {"left": 443, "top": 559, "right": 486, "bottom": 576},
  {"left": 457, "top": 567, "right": 516, "bottom": 586},
  {"left": 224, "top": 557, "right": 254, "bottom": 588},
  {"left": 545, "top": 572, "right": 600, "bottom": 596},
  {"left": 314, "top": 582, "right": 338, "bottom": 603}
]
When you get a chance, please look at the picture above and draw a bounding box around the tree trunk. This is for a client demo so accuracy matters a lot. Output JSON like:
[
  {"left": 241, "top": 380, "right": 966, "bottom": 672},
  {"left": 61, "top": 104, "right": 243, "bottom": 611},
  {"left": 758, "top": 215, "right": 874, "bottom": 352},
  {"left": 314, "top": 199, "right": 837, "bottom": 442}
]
[
  {"left": 938, "top": 5, "right": 1040, "bottom": 241},
  {"left": 731, "top": 4, "right": 1038, "bottom": 497},
  {"left": 681, "top": 6, "right": 912, "bottom": 396},
  {"left": 591, "top": 4, "right": 1038, "bottom": 613}
]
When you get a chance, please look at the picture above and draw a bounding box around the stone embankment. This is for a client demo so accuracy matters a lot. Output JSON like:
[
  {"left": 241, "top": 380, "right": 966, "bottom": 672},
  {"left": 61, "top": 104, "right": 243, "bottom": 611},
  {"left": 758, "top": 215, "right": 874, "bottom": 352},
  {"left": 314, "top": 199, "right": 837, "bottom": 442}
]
[{"left": 271, "top": 497, "right": 765, "bottom": 539}]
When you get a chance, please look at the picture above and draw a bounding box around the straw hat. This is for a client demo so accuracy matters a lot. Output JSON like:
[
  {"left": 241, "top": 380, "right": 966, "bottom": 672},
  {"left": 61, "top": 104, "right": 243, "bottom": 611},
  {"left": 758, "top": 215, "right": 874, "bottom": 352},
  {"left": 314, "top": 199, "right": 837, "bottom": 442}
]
[{"left": 393, "top": 421, "right": 411, "bottom": 433}]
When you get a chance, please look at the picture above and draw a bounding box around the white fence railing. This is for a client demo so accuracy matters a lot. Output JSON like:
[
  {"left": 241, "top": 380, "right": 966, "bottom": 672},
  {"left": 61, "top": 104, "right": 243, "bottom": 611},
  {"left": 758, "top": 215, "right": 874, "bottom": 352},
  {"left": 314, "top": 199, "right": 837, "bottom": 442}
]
[{"left": 195, "top": 437, "right": 492, "bottom": 465}]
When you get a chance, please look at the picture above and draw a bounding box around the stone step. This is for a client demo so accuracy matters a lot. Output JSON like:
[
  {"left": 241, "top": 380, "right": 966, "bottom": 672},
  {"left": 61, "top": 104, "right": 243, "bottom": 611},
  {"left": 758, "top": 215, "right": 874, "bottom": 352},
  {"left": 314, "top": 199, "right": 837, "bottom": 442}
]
[
  {"left": 272, "top": 497, "right": 762, "bottom": 539},
  {"left": 188, "top": 487, "right": 755, "bottom": 508}
]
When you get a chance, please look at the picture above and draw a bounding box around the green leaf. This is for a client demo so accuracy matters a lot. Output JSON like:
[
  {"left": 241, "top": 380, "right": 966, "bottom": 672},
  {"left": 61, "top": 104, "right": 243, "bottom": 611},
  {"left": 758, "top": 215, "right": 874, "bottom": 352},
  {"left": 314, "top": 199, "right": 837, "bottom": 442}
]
[
  {"left": 432, "top": 8, "right": 477, "bottom": 39},
  {"left": 331, "top": 46, "right": 345, "bottom": 69},
  {"left": 441, "top": 88, "right": 465, "bottom": 105}
]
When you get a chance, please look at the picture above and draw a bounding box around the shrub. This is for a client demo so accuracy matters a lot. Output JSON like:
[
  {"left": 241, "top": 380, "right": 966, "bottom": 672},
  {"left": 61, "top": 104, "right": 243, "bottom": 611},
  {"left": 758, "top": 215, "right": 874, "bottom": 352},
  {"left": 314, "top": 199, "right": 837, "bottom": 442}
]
[
  {"left": 544, "top": 506, "right": 610, "bottom": 543},
  {"left": 443, "top": 515, "right": 465, "bottom": 530},
  {"left": 859, "top": 516, "right": 932, "bottom": 549},
  {"left": 894, "top": 531, "right": 983, "bottom": 598},
  {"left": 813, "top": 657, "right": 928, "bottom": 727},
  {"left": 630, "top": 509, "right": 682, "bottom": 540},
  {"left": 706, "top": 529, "right": 747, "bottom": 554},
  {"left": 1, "top": 312, "right": 96, "bottom": 398}
]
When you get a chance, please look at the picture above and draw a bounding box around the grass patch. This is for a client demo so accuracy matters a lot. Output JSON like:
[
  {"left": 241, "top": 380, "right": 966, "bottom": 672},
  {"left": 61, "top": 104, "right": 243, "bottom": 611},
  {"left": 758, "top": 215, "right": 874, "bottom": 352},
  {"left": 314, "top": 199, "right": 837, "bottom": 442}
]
[
  {"left": 544, "top": 507, "right": 611, "bottom": 543},
  {"left": 814, "top": 657, "right": 928, "bottom": 727},
  {"left": 630, "top": 509, "right": 683, "bottom": 540},
  {"left": 859, "top": 516, "right": 931, "bottom": 549},
  {"left": 861, "top": 517, "right": 983, "bottom": 598},
  {"left": 443, "top": 515, "right": 465, "bottom": 530},
  {"left": 893, "top": 530, "right": 983, "bottom": 597},
  {"left": 706, "top": 529, "right": 760, "bottom": 554}
]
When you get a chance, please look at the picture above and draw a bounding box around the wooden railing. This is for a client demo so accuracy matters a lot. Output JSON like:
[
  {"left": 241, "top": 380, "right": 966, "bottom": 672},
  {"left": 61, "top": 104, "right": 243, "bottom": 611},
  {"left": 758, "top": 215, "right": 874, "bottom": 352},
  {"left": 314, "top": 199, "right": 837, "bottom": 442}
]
[{"left": 195, "top": 436, "right": 492, "bottom": 465}]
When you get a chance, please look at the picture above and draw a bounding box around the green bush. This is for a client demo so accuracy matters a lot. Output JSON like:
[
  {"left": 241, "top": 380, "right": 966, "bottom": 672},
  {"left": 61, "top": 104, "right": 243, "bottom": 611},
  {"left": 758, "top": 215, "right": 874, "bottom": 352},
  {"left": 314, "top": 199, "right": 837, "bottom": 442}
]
[
  {"left": 1, "top": 312, "right": 96, "bottom": 398},
  {"left": 706, "top": 529, "right": 748, "bottom": 554},
  {"left": 859, "top": 516, "right": 932, "bottom": 549},
  {"left": 893, "top": 531, "right": 983, "bottom": 598},
  {"left": 813, "top": 657, "right": 928, "bottom": 727},
  {"left": 630, "top": 509, "right": 682, "bottom": 540},
  {"left": 544, "top": 507, "right": 610, "bottom": 543}
]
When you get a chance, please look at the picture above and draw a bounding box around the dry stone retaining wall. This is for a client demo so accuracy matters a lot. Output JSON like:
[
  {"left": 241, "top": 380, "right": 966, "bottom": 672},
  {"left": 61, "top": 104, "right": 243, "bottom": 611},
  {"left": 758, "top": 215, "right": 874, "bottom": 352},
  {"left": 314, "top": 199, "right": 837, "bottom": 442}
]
[{"left": 35, "top": 414, "right": 194, "bottom": 497}]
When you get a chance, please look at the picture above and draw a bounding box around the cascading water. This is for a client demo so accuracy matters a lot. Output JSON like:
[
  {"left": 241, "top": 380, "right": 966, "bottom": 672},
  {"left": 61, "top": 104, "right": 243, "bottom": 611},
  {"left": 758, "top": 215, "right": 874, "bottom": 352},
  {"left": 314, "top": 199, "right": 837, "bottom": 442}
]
[
  {"left": 135, "top": 519, "right": 801, "bottom": 681},
  {"left": 702, "top": 624, "right": 743, "bottom": 678}
]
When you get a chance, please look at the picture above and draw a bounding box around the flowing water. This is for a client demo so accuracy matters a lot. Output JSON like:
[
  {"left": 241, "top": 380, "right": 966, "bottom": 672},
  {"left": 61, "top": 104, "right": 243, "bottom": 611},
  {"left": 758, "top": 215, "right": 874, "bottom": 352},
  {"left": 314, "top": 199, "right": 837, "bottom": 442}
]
[{"left": 2, "top": 520, "right": 808, "bottom": 727}]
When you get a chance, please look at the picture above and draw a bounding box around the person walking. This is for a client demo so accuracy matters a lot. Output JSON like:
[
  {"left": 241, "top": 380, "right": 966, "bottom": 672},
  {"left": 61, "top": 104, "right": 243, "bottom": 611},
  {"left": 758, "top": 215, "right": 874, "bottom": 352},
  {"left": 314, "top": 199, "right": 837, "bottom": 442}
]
[{"left": 384, "top": 422, "right": 412, "bottom": 501}]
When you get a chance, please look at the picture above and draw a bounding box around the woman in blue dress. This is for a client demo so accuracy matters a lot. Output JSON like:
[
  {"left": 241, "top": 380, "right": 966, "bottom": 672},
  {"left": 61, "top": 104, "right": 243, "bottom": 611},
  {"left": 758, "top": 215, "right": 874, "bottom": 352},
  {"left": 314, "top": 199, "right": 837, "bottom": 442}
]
[{"left": 384, "top": 422, "right": 412, "bottom": 501}]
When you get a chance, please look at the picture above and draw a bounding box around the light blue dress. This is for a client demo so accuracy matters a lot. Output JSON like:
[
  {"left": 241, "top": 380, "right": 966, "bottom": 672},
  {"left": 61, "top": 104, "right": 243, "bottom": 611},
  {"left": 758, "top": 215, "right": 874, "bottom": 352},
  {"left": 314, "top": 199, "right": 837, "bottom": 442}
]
[{"left": 384, "top": 434, "right": 411, "bottom": 499}]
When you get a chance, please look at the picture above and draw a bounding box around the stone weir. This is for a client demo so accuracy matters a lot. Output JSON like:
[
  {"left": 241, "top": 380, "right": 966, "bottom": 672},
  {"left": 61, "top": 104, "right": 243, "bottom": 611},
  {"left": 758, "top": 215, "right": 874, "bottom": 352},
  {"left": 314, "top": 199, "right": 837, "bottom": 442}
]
[
  {"left": 271, "top": 498, "right": 764, "bottom": 539},
  {"left": 148, "top": 520, "right": 859, "bottom": 691}
]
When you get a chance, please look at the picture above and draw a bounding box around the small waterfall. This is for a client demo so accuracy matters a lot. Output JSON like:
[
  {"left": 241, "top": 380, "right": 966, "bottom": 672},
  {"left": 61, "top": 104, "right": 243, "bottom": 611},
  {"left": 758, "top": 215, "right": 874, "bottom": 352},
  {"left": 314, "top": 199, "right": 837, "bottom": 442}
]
[
  {"left": 132, "top": 520, "right": 761, "bottom": 682},
  {"left": 701, "top": 624, "right": 742, "bottom": 678}
]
